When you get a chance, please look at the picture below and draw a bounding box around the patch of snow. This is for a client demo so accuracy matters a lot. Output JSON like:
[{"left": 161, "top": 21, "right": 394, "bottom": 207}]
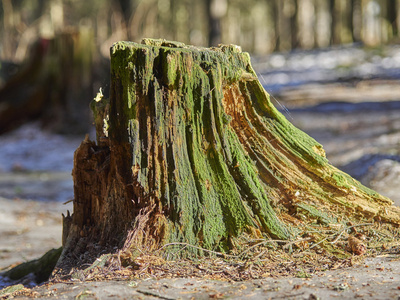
[
  {"left": 253, "top": 44, "right": 400, "bottom": 93},
  {"left": 0, "top": 123, "right": 83, "bottom": 172}
]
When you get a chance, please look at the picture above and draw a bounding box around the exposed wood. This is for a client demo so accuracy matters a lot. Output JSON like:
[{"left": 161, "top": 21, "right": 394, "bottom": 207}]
[{"left": 59, "top": 39, "right": 400, "bottom": 270}]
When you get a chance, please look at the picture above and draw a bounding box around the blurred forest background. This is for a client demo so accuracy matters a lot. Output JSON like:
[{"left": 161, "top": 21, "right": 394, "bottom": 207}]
[
  {"left": 1, "top": 0, "right": 400, "bottom": 59},
  {"left": 0, "top": 0, "right": 400, "bottom": 133}
]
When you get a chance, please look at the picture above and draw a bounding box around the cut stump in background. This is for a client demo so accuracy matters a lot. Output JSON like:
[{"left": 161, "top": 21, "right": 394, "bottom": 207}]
[
  {"left": 0, "top": 29, "right": 94, "bottom": 134},
  {"left": 57, "top": 39, "right": 400, "bottom": 274}
]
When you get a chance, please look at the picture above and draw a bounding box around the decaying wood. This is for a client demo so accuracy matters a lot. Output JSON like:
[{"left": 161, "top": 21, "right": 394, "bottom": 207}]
[{"left": 59, "top": 39, "right": 400, "bottom": 269}]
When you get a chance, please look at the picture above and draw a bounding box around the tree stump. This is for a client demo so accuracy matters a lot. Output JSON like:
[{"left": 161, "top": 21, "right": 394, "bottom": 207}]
[{"left": 60, "top": 39, "right": 400, "bottom": 271}]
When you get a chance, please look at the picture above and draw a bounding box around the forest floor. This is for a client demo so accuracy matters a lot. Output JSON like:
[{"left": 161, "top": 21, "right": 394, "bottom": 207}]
[
  {"left": 1, "top": 44, "right": 400, "bottom": 299},
  {"left": 1, "top": 193, "right": 400, "bottom": 300}
]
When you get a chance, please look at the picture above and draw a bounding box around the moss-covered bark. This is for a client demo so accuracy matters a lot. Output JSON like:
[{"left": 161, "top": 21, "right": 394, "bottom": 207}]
[
  {"left": 4, "top": 248, "right": 62, "bottom": 284},
  {"left": 62, "top": 39, "right": 400, "bottom": 265}
]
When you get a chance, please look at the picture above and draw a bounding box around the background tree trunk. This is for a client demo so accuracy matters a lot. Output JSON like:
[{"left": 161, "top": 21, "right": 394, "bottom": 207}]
[
  {"left": 59, "top": 39, "right": 400, "bottom": 269},
  {"left": 0, "top": 30, "right": 94, "bottom": 134},
  {"left": 387, "top": 0, "right": 398, "bottom": 36},
  {"left": 206, "top": 0, "right": 227, "bottom": 46}
]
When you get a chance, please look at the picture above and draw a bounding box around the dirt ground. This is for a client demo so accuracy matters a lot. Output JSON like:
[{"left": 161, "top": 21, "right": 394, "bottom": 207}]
[
  {"left": 1, "top": 79, "right": 400, "bottom": 299},
  {"left": 0, "top": 197, "right": 400, "bottom": 299},
  {"left": 6, "top": 255, "right": 400, "bottom": 299},
  {"left": 0, "top": 197, "right": 69, "bottom": 271}
]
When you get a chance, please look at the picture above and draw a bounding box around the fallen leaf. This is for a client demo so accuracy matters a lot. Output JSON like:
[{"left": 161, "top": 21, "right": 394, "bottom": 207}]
[
  {"left": 348, "top": 236, "right": 367, "bottom": 255},
  {"left": 293, "top": 284, "right": 302, "bottom": 290},
  {"left": 209, "top": 292, "right": 225, "bottom": 298}
]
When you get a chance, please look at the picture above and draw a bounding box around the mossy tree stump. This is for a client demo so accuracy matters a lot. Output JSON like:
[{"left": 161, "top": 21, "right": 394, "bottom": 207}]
[{"left": 60, "top": 39, "right": 400, "bottom": 267}]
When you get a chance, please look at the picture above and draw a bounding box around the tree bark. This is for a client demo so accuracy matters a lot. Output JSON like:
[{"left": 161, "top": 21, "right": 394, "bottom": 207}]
[{"left": 60, "top": 39, "right": 400, "bottom": 268}]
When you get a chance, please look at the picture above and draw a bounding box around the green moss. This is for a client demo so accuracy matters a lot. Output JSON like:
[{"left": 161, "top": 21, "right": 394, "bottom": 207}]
[
  {"left": 0, "top": 284, "right": 25, "bottom": 297},
  {"left": 109, "top": 39, "right": 291, "bottom": 251},
  {"left": 296, "top": 203, "right": 337, "bottom": 225},
  {"left": 106, "top": 39, "right": 393, "bottom": 256},
  {"left": 4, "top": 247, "right": 62, "bottom": 283}
]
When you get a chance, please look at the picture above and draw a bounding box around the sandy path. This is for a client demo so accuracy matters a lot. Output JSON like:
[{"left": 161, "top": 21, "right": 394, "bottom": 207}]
[
  {"left": 0, "top": 197, "right": 71, "bottom": 270},
  {"left": 4, "top": 255, "right": 400, "bottom": 299}
]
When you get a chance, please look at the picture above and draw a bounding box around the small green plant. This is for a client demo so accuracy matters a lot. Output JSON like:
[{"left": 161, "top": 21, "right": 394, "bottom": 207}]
[{"left": 295, "top": 268, "right": 312, "bottom": 278}]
